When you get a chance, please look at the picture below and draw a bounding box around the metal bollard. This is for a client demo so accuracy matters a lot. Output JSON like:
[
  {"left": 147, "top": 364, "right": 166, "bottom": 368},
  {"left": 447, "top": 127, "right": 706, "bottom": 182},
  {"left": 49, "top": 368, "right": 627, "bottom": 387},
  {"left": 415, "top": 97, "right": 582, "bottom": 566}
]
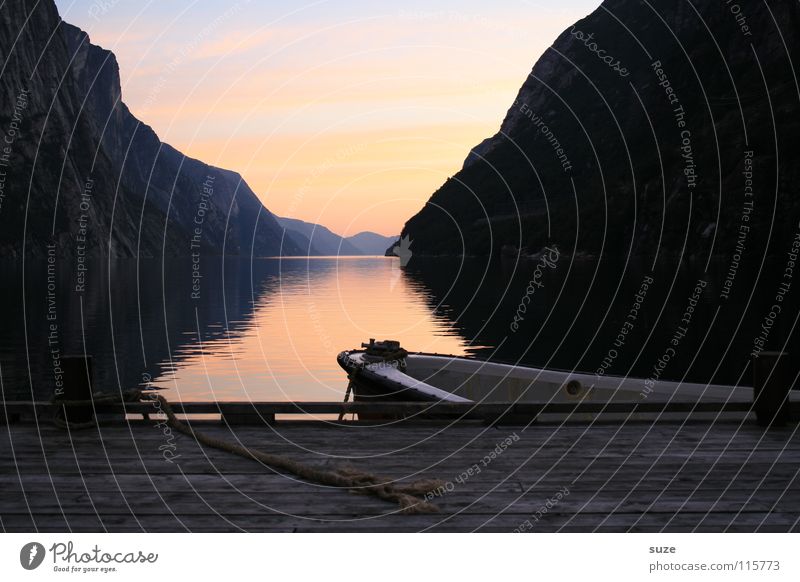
[
  {"left": 752, "top": 352, "right": 793, "bottom": 427},
  {"left": 55, "top": 355, "right": 94, "bottom": 425}
]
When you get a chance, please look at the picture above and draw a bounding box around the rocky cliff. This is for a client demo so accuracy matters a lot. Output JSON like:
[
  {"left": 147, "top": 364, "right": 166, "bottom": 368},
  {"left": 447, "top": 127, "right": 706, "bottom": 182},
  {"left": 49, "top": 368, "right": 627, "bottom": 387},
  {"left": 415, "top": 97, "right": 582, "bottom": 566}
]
[
  {"left": 400, "top": 0, "right": 800, "bottom": 261},
  {"left": 0, "top": 0, "right": 301, "bottom": 258}
]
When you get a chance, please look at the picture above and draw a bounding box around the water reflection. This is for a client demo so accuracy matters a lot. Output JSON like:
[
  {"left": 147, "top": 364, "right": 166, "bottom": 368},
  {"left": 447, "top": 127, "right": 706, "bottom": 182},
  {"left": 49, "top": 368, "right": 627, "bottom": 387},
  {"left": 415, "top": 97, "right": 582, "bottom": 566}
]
[
  {"left": 2, "top": 253, "right": 796, "bottom": 402},
  {"left": 403, "top": 255, "right": 799, "bottom": 386},
  {"left": 0, "top": 257, "right": 471, "bottom": 401},
  {"left": 152, "top": 257, "right": 473, "bottom": 401}
]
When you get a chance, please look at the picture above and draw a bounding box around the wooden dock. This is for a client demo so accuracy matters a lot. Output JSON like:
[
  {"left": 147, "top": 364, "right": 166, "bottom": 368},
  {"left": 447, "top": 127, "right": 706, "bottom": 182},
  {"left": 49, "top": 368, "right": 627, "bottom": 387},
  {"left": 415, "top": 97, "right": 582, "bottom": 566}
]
[{"left": 2, "top": 402, "right": 799, "bottom": 532}]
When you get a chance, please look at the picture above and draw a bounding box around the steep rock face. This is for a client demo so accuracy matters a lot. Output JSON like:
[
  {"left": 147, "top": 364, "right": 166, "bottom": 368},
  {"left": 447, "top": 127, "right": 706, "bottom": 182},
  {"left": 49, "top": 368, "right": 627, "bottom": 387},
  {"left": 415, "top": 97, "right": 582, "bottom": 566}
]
[
  {"left": 0, "top": 0, "right": 300, "bottom": 258},
  {"left": 401, "top": 0, "right": 800, "bottom": 260}
]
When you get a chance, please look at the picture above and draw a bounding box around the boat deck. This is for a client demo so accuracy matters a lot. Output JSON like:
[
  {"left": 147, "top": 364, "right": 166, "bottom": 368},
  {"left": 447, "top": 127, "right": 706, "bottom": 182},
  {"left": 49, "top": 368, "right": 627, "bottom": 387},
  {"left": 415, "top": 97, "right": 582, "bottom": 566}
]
[{"left": 2, "top": 415, "right": 799, "bottom": 532}]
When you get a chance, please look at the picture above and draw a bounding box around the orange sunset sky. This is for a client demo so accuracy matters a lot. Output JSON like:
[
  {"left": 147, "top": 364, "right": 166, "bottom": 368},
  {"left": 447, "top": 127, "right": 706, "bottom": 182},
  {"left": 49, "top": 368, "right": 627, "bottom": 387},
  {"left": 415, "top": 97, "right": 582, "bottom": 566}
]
[{"left": 56, "top": 0, "right": 597, "bottom": 236}]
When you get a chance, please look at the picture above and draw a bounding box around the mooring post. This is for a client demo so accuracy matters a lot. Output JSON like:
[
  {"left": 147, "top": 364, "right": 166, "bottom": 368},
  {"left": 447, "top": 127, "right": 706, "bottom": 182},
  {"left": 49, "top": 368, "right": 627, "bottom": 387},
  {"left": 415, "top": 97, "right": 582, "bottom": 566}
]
[
  {"left": 0, "top": 356, "right": 17, "bottom": 424},
  {"left": 55, "top": 354, "right": 94, "bottom": 424},
  {"left": 752, "top": 351, "right": 792, "bottom": 427}
]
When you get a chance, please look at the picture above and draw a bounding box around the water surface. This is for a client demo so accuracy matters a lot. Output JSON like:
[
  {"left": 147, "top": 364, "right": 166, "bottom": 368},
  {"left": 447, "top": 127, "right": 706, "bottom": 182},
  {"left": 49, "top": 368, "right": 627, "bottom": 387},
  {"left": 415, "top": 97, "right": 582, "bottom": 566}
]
[
  {"left": 1, "top": 254, "right": 796, "bottom": 402},
  {"left": 0, "top": 257, "right": 471, "bottom": 401}
]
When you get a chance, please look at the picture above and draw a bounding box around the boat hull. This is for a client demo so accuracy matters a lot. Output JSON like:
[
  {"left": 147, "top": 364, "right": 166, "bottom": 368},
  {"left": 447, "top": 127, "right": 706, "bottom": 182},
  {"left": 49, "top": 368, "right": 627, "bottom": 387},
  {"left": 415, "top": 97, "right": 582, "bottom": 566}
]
[{"left": 337, "top": 348, "right": 762, "bottom": 421}]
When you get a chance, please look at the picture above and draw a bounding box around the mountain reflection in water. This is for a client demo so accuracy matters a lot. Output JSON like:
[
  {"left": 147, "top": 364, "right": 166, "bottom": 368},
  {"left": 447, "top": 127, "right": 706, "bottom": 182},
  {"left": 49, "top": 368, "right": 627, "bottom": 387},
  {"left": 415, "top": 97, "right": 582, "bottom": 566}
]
[{"left": 1, "top": 255, "right": 796, "bottom": 402}]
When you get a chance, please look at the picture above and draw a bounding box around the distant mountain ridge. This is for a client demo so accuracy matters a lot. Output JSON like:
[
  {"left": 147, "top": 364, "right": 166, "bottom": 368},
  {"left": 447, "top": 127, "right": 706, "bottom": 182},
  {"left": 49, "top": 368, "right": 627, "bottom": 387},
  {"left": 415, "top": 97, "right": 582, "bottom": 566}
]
[
  {"left": 0, "top": 0, "right": 301, "bottom": 258},
  {"left": 346, "top": 231, "right": 399, "bottom": 255},
  {"left": 277, "top": 217, "right": 361, "bottom": 256},
  {"left": 277, "top": 216, "right": 397, "bottom": 256}
]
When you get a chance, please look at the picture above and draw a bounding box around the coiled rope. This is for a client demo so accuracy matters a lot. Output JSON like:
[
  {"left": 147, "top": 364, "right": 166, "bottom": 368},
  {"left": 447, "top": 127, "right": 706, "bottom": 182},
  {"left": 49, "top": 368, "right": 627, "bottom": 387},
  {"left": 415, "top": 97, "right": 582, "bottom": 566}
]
[
  {"left": 53, "top": 390, "right": 444, "bottom": 513},
  {"left": 156, "top": 395, "right": 443, "bottom": 514}
]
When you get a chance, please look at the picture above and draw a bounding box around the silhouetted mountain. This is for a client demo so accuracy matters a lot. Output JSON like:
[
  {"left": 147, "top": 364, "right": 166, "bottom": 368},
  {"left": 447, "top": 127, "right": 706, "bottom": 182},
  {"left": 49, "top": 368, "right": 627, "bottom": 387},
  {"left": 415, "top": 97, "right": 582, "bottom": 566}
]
[
  {"left": 400, "top": 0, "right": 800, "bottom": 262},
  {"left": 0, "top": 0, "right": 301, "bottom": 258}
]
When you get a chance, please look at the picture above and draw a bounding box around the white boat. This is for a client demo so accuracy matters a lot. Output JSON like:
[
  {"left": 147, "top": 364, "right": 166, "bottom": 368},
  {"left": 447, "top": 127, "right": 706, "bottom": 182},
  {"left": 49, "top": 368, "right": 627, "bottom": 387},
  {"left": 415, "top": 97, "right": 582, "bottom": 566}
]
[{"left": 337, "top": 339, "right": 758, "bottom": 408}]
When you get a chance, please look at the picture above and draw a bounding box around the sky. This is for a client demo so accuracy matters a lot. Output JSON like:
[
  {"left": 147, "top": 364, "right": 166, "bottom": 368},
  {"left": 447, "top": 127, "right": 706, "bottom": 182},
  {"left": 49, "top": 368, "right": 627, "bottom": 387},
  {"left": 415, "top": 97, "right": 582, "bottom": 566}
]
[{"left": 54, "top": 0, "right": 599, "bottom": 237}]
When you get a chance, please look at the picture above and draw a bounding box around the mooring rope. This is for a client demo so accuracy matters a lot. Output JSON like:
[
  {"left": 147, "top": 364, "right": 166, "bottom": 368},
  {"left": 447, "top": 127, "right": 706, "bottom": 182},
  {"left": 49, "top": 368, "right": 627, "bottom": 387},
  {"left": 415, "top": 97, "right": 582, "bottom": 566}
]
[
  {"left": 157, "top": 394, "right": 443, "bottom": 513},
  {"left": 338, "top": 374, "right": 355, "bottom": 421},
  {"left": 52, "top": 390, "right": 445, "bottom": 514},
  {"left": 338, "top": 347, "right": 409, "bottom": 421},
  {"left": 155, "top": 395, "right": 443, "bottom": 514}
]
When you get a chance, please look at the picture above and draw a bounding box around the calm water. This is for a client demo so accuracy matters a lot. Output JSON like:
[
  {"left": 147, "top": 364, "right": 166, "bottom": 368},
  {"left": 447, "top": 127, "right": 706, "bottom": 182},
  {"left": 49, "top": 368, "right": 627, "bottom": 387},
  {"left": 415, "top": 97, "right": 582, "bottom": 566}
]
[
  {"left": 1, "top": 255, "right": 797, "bottom": 401},
  {"left": 0, "top": 257, "right": 472, "bottom": 401}
]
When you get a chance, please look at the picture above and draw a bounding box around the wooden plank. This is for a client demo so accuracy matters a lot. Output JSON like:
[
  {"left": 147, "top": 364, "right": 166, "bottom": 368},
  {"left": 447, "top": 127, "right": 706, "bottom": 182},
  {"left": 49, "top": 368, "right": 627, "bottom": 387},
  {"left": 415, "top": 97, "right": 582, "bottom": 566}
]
[
  {"left": 2, "top": 417, "right": 799, "bottom": 533},
  {"left": 2, "top": 487, "right": 798, "bottom": 516},
  {"left": 5, "top": 399, "right": 798, "bottom": 423},
  {"left": 4, "top": 472, "right": 797, "bottom": 495},
  {"left": 4, "top": 426, "right": 797, "bottom": 456},
  {"left": 5, "top": 510, "right": 798, "bottom": 533}
]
